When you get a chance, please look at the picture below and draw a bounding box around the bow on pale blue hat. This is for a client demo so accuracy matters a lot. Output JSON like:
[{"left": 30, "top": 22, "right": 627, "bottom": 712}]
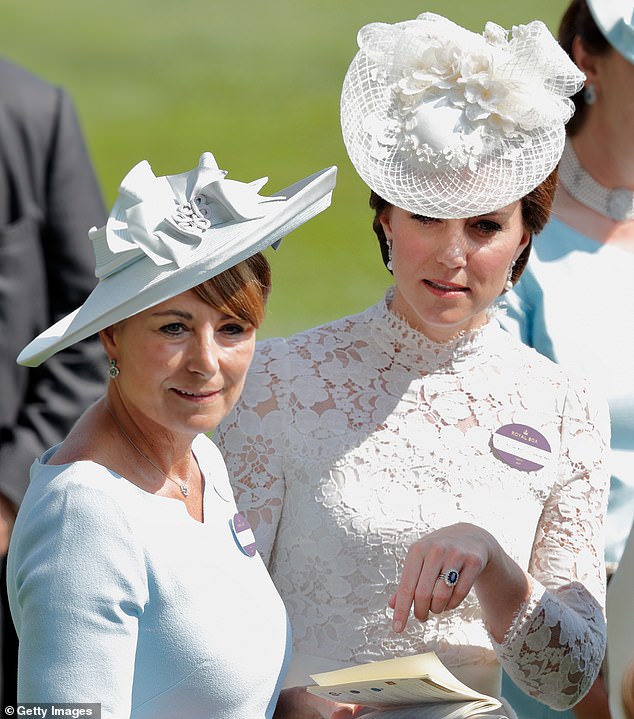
[
  {"left": 92, "top": 152, "right": 287, "bottom": 278},
  {"left": 587, "top": 0, "right": 634, "bottom": 63}
]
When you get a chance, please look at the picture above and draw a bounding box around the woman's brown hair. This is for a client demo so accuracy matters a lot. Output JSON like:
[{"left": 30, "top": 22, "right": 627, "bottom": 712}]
[
  {"left": 558, "top": 0, "right": 611, "bottom": 135},
  {"left": 191, "top": 251, "right": 271, "bottom": 328},
  {"left": 369, "top": 168, "right": 558, "bottom": 286}
]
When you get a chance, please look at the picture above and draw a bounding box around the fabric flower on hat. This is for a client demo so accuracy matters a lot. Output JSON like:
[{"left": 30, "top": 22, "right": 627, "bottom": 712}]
[{"left": 362, "top": 14, "right": 582, "bottom": 172}]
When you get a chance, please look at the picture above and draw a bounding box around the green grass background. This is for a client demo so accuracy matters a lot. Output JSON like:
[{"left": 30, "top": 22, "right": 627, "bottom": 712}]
[{"left": 1, "top": 0, "right": 569, "bottom": 338}]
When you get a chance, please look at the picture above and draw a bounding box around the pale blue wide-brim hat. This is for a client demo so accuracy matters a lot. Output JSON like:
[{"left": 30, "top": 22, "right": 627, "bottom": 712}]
[
  {"left": 18, "top": 152, "right": 337, "bottom": 367},
  {"left": 587, "top": 0, "right": 634, "bottom": 63}
]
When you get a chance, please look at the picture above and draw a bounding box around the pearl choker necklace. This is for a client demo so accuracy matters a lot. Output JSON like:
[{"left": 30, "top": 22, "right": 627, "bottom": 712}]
[{"left": 558, "top": 140, "right": 634, "bottom": 222}]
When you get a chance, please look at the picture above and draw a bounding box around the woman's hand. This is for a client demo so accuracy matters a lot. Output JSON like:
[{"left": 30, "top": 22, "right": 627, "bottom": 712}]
[
  {"left": 274, "top": 686, "right": 364, "bottom": 719},
  {"left": 389, "top": 522, "right": 530, "bottom": 642}
]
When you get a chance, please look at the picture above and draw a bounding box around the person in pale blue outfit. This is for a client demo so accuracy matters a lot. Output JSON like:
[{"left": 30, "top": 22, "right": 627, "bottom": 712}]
[
  {"left": 7, "top": 151, "right": 337, "bottom": 717},
  {"left": 500, "top": 0, "right": 634, "bottom": 717}
]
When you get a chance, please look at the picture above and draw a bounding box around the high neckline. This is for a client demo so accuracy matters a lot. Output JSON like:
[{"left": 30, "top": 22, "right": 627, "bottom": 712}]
[{"left": 367, "top": 289, "right": 499, "bottom": 373}]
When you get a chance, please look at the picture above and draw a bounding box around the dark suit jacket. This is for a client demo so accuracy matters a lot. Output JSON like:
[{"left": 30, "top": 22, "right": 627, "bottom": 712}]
[{"left": 0, "top": 58, "right": 107, "bottom": 508}]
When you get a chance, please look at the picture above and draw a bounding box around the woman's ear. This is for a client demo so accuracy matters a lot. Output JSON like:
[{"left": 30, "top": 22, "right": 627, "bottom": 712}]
[
  {"left": 572, "top": 35, "right": 600, "bottom": 87},
  {"left": 514, "top": 230, "right": 531, "bottom": 263},
  {"left": 99, "top": 325, "right": 118, "bottom": 358},
  {"left": 379, "top": 208, "right": 393, "bottom": 242}
]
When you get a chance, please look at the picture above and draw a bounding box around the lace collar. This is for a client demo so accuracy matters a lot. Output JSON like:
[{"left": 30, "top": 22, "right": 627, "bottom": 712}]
[{"left": 366, "top": 288, "right": 501, "bottom": 373}]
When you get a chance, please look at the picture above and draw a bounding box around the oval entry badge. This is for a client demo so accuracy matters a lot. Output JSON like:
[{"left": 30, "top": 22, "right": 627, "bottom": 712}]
[
  {"left": 230, "top": 512, "right": 258, "bottom": 557},
  {"left": 491, "top": 423, "right": 551, "bottom": 472}
]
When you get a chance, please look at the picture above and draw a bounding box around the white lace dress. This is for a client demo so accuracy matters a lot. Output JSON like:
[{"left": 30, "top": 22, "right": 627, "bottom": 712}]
[{"left": 215, "top": 293, "right": 610, "bottom": 711}]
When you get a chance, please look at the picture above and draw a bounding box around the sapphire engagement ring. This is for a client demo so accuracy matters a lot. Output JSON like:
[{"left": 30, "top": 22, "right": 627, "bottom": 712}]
[{"left": 438, "top": 568, "right": 460, "bottom": 588}]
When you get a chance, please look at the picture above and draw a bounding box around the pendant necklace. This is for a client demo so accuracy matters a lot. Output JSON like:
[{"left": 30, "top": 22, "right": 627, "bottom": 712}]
[{"left": 105, "top": 402, "right": 191, "bottom": 497}]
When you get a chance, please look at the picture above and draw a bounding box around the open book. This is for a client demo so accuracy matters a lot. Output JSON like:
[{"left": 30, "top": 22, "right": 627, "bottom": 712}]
[{"left": 307, "top": 653, "right": 506, "bottom": 719}]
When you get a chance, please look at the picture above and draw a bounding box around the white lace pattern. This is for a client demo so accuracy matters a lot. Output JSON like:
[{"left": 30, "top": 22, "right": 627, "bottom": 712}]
[{"left": 215, "top": 293, "right": 609, "bottom": 709}]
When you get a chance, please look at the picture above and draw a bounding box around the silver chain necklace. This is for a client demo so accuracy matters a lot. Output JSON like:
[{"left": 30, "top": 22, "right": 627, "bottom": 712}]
[
  {"left": 105, "top": 402, "right": 191, "bottom": 497},
  {"left": 559, "top": 140, "right": 634, "bottom": 222}
]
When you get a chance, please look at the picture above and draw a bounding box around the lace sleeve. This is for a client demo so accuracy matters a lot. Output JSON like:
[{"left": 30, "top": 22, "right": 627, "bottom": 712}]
[
  {"left": 214, "top": 338, "right": 289, "bottom": 566},
  {"left": 493, "top": 376, "right": 610, "bottom": 709}
]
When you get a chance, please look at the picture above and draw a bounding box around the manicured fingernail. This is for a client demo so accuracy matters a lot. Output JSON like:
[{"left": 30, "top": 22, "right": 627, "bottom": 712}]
[{"left": 393, "top": 619, "right": 403, "bottom": 633}]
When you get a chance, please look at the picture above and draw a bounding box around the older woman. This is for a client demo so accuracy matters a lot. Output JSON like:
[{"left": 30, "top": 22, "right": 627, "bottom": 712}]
[
  {"left": 7, "top": 152, "right": 336, "bottom": 718},
  {"left": 215, "top": 13, "right": 610, "bottom": 719}
]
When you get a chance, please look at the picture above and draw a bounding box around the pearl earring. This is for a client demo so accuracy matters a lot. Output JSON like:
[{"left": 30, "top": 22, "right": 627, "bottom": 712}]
[
  {"left": 504, "top": 262, "right": 515, "bottom": 293},
  {"left": 386, "top": 240, "right": 393, "bottom": 272}
]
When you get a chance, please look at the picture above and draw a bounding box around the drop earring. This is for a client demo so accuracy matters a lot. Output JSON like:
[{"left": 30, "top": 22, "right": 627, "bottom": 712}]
[
  {"left": 504, "top": 262, "right": 515, "bottom": 293},
  {"left": 584, "top": 83, "right": 597, "bottom": 105},
  {"left": 108, "top": 358, "right": 120, "bottom": 379},
  {"left": 386, "top": 240, "right": 393, "bottom": 272}
]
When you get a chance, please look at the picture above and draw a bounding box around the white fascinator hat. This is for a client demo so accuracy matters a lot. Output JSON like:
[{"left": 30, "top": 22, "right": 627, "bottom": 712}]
[
  {"left": 587, "top": 0, "right": 634, "bottom": 63},
  {"left": 340, "top": 12, "right": 585, "bottom": 218},
  {"left": 18, "top": 152, "right": 337, "bottom": 367}
]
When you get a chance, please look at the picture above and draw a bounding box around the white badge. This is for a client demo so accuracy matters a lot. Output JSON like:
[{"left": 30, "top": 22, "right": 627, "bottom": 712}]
[{"left": 229, "top": 512, "right": 257, "bottom": 557}]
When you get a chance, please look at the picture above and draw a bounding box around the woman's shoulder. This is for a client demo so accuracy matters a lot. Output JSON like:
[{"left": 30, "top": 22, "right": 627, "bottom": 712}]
[
  {"left": 493, "top": 321, "right": 581, "bottom": 386},
  {"left": 8, "top": 455, "right": 149, "bottom": 602},
  {"left": 493, "top": 322, "right": 608, "bottom": 415},
  {"left": 8, "top": 453, "right": 150, "bottom": 629},
  {"left": 27, "top": 451, "right": 126, "bottom": 496},
  {"left": 14, "top": 453, "right": 140, "bottom": 544},
  {"left": 255, "top": 301, "right": 384, "bottom": 359}
]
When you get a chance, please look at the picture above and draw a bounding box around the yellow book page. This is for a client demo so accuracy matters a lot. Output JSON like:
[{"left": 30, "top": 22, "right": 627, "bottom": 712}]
[
  {"left": 307, "top": 678, "right": 502, "bottom": 711},
  {"left": 310, "top": 653, "right": 493, "bottom": 702}
]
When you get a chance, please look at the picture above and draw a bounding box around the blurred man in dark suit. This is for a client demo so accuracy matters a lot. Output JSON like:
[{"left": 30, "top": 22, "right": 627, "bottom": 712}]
[{"left": 0, "top": 57, "right": 107, "bottom": 704}]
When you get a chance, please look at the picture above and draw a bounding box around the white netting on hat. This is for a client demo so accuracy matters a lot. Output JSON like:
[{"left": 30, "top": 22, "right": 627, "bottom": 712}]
[{"left": 340, "top": 13, "right": 585, "bottom": 218}]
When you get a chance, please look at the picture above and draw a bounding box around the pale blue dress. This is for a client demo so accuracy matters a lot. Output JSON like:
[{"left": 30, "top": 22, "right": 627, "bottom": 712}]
[
  {"left": 500, "top": 217, "right": 634, "bottom": 717},
  {"left": 7, "top": 434, "right": 291, "bottom": 718}
]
